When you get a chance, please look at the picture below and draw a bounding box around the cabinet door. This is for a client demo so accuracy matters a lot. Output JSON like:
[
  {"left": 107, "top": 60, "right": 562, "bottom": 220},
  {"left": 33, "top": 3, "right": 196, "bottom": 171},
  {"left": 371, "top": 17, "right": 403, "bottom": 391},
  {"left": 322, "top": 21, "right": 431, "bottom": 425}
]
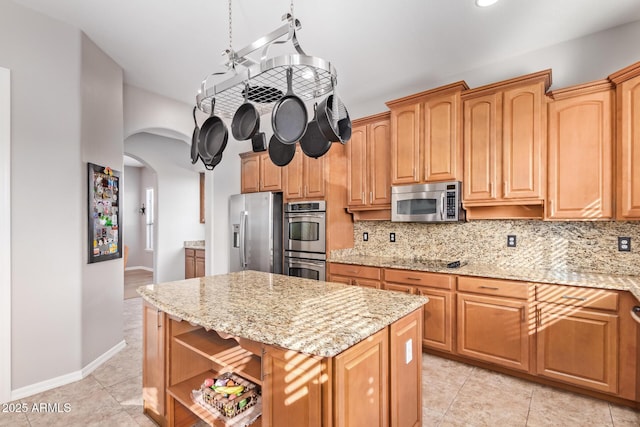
[
  {"left": 457, "top": 293, "right": 530, "bottom": 372},
  {"left": 423, "top": 91, "right": 462, "bottom": 182},
  {"left": 389, "top": 308, "right": 422, "bottom": 427},
  {"left": 283, "top": 147, "right": 304, "bottom": 200},
  {"left": 240, "top": 154, "right": 260, "bottom": 194},
  {"left": 194, "top": 249, "right": 205, "bottom": 278},
  {"left": 369, "top": 119, "right": 392, "bottom": 206},
  {"left": 415, "top": 287, "right": 454, "bottom": 353},
  {"left": 142, "top": 303, "right": 165, "bottom": 424},
  {"left": 260, "top": 152, "right": 283, "bottom": 192},
  {"left": 328, "top": 274, "right": 353, "bottom": 286},
  {"left": 536, "top": 303, "right": 618, "bottom": 393},
  {"left": 463, "top": 93, "right": 501, "bottom": 202},
  {"left": 347, "top": 124, "right": 368, "bottom": 207},
  {"left": 262, "top": 345, "right": 323, "bottom": 427},
  {"left": 354, "top": 278, "right": 382, "bottom": 289},
  {"left": 547, "top": 89, "right": 613, "bottom": 219},
  {"left": 304, "top": 155, "right": 326, "bottom": 199},
  {"left": 384, "top": 283, "right": 414, "bottom": 294},
  {"left": 502, "top": 82, "right": 545, "bottom": 200},
  {"left": 391, "top": 103, "right": 420, "bottom": 184},
  {"left": 334, "top": 328, "right": 389, "bottom": 427},
  {"left": 184, "top": 249, "right": 195, "bottom": 279},
  {"left": 616, "top": 74, "right": 640, "bottom": 219}
]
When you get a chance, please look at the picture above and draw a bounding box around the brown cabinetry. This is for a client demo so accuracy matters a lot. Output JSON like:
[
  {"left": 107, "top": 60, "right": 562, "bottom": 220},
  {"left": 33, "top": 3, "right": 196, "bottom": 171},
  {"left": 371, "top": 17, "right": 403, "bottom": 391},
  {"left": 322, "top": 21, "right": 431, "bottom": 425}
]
[
  {"left": 240, "top": 151, "right": 283, "bottom": 193},
  {"left": 456, "top": 276, "right": 532, "bottom": 372},
  {"left": 609, "top": 62, "right": 640, "bottom": 220},
  {"left": 283, "top": 146, "right": 325, "bottom": 201},
  {"left": 387, "top": 82, "right": 468, "bottom": 185},
  {"left": 347, "top": 113, "right": 391, "bottom": 218},
  {"left": 185, "top": 248, "right": 205, "bottom": 279},
  {"left": 328, "top": 263, "right": 382, "bottom": 289},
  {"left": 142, "top": 301, "right": 166, "bottom": 426},
  {"left": 462, "top": 70, "right": 550, "bottom": 218},
  {"left": 547, "top": 80, "right": 614, "bottom": 220}
]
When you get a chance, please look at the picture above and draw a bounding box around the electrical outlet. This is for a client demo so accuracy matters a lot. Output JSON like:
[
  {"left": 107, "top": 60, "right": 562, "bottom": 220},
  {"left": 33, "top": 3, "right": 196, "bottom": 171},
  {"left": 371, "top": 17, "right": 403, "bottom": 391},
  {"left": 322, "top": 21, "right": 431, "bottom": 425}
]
[
  {"left": 618, "top": 237, "right": 631, "bottom": 252},
  {"left": 363, "top": 232, "right": 369, "bottom": 242},
  {"left": 507, "top": 235, "right": 517, "bottom": 247},
  {"left": 390, "top": 232, "right": 396, "bottom": 242}
]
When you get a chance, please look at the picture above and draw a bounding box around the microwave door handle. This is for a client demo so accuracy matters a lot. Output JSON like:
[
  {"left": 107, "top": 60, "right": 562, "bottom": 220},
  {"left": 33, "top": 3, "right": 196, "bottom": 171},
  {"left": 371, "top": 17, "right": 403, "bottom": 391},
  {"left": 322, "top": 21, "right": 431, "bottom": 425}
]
[
  {"left": 440, "top": 193, "right": 445, "bottom": 220},
  {"left": 239, "top": 211, "right": 248, "bottom": 268}
]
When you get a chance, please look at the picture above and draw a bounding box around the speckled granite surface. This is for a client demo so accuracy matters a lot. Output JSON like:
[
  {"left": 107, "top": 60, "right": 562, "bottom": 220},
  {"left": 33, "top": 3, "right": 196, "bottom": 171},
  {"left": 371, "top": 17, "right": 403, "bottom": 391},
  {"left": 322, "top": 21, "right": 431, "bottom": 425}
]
[
  {"left": 184, "top": 240, "right": 205, "bottom": 250},
  {"left": 137, "top": 270, "right": 428, "bottom": 357},
  {"left": 329, "top": 253, "right": 640, "bottom": 302}
]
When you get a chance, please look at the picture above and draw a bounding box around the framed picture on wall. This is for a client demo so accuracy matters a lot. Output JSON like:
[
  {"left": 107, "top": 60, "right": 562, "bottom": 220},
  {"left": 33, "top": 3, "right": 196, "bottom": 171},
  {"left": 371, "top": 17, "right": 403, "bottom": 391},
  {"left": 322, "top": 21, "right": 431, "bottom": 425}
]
[{"left": 88, "top": 162, "right": 122, "bottom": 263}]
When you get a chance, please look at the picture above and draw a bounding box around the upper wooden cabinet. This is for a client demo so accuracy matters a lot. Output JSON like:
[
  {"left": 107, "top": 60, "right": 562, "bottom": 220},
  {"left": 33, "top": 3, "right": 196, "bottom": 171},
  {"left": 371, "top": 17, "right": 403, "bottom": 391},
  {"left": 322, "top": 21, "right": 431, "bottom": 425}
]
[
  {"left": 609, "top": 62, "right": 640, "bottom": 220},
  {"left": 386, "top": 81, "right": 468, "bottom": 185},
  {"left": 547, "top": 80, "right": 614, "bottom": 220},
  {"left": 462, "top": 70, "right": 551, "bottom": 218},
  {"left": 240, "top": 151, "right": 282, "bottom": 193},
  {"left": 347, "top": 112, "right": 391, "bottom": 217},
  {"left": 283, "top": 146, "right": 326, "bottom": 201}
]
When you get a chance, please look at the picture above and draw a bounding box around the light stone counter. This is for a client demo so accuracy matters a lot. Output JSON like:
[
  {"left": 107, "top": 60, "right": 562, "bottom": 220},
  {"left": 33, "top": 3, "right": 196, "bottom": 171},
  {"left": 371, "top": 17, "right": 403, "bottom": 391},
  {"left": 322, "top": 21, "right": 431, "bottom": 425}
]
[
  {"left": 137, "top": 270, "right": 428, "bottom": 357},
  {"left": 328, "top": 253, "right": 640, "bottom": 302},
  {"left": 184, "top": 240, "right": 205, "bottom": 250}
]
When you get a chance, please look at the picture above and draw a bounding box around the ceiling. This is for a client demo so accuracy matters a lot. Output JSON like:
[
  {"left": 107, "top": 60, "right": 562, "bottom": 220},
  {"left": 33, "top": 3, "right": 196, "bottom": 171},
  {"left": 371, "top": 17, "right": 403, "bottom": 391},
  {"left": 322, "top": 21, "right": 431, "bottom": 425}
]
[{"left": 10, "top": 0, "right": 640, "bottom": 114}]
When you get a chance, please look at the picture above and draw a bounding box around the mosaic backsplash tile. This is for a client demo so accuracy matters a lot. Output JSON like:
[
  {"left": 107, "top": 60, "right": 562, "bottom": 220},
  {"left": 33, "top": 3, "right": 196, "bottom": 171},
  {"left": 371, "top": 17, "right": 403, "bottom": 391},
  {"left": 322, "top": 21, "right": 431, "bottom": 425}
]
[{"left": 347, "top": 220, "right": 640, "bottom": 276}]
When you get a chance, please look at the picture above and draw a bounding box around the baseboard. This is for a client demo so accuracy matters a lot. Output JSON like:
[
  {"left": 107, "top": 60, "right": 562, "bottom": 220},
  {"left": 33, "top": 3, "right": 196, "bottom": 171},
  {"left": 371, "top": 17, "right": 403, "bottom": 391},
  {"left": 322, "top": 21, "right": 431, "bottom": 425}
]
[
  {"left": 125, "top": 265, "right": 153, "bottom": 272},
  {"left": 10, "top": 339, "right": 126, "bottom": 401}
]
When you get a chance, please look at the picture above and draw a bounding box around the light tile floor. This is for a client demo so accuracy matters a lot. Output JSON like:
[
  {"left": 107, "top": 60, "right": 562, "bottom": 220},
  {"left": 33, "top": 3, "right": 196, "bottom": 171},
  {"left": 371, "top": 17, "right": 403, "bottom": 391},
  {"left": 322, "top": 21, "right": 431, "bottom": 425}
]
[{"left": 1, "top": 297, "right": 639, "bottom": 426}]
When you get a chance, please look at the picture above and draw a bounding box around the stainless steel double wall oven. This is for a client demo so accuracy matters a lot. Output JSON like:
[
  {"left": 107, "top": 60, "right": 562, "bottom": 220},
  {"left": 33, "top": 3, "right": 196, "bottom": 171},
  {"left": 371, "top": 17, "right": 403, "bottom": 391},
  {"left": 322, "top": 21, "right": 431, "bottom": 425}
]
[{"left": 283, "top": 201, "right": 326, "bottom": 281}]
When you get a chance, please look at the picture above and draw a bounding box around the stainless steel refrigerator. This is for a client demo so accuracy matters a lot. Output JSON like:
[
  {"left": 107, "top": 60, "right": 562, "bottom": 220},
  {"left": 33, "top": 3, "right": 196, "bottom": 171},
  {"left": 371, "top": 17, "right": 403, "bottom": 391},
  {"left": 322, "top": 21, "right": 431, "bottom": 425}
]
[{"left": 229, "top": 192, "right": 283, "bottom": 273}]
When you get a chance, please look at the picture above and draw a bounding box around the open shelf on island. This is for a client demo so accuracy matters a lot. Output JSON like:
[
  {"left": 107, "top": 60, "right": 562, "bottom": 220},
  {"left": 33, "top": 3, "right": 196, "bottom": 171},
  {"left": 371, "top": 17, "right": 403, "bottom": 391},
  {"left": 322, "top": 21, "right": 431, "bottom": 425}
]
[
  {"left": 168, "top": 370, "right": 262, "bottom": 427},
  {"left": 173, "top": 328, "right": 262, "bottom": 385}
]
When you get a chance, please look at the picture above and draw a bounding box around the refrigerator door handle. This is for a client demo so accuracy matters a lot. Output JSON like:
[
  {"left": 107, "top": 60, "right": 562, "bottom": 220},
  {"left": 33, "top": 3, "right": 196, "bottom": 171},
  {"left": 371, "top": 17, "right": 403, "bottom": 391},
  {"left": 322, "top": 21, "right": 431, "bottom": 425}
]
[{"left": 239, "top": 211, "right": 248, "bottom": 268}]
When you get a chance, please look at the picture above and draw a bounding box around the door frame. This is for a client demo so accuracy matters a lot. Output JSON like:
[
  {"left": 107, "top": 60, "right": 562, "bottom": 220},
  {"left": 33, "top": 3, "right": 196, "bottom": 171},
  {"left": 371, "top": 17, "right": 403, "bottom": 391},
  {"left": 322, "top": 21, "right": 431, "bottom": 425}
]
[{"left": 0, "top": 66, "right": 11, "bottom": 403}]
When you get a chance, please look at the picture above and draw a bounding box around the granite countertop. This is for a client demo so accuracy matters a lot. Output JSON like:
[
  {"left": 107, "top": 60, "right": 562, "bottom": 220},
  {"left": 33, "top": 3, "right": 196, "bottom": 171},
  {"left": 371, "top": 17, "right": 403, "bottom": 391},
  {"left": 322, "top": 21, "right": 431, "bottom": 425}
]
[
  {"left": 137, "top": 270, "right": 428, "bottom": 358},
  {"left": 184, "top": 240, "right": 205, "bottom": 250},
  {"left": 328, "top": 254, "right": 640, "bottom": 302}
]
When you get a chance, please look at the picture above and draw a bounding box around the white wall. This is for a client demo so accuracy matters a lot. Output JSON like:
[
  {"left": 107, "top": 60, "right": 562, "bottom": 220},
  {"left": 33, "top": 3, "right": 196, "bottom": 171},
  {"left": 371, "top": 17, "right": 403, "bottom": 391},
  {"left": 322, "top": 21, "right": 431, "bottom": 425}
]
[
  {"left": 125, "top": 133, "right": 204, "bottom": 283},
  {"left": 140, "top": 166, "right": 156, "bottom": 270},
  {"left": 123, "top": 165, "right": 143, "bottom": 267}
]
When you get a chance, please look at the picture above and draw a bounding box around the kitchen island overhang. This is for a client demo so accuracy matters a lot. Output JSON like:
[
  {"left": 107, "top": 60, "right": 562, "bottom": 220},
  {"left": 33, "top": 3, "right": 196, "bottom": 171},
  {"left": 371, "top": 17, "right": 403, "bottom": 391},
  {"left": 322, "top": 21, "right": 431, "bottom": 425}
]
[{"left": 138, "top": 270, "right": 428, "bottom": 426}]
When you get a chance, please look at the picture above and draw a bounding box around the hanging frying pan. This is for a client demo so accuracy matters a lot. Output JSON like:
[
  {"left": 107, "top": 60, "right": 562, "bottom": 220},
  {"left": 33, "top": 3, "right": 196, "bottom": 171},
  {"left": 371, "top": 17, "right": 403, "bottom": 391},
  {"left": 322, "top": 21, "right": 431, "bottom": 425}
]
[
  {"left": 191, "top": 106, "right": 200, "bottom": 164},
  {"left": 271, "top": 68, "right": 307, "bottom": 145},
  {"left": 231, "top": 84, "right": 260, "bottom": 141},
  {"left": 199, "top": 98, "right": 229, "bottom": 161},
  {"left": 317, "top": 94, "right": 352, "bottom": 144},
  {"left": 203, "top": 152, "right": 223, "bottom": 171},
  {"left": 300, "top": 104, "right": 331, "bottom": 158},
  {"left": 268, "top": 134, "right": 296, "bottom": 166}
]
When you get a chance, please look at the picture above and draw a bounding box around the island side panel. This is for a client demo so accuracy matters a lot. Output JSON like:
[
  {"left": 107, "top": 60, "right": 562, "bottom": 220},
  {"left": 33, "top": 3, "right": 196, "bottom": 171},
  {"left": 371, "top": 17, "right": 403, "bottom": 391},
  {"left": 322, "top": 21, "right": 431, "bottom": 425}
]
[{"left": 389, "top": 307, "right": 424, "bottom": 427}]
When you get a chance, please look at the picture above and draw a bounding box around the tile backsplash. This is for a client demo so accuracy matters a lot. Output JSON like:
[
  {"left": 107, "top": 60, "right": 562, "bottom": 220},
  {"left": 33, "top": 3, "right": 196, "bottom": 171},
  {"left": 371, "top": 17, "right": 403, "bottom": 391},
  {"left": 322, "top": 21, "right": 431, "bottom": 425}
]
[{"left": 349, "top": 220, "right": 640, "bottom": 276}]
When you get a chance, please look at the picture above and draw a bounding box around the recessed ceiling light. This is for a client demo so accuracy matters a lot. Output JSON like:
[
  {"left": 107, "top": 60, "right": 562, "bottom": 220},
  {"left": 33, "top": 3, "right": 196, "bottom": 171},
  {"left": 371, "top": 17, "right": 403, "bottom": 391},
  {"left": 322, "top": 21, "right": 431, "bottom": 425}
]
[{"left": 476, "top": 0, "right": 499, "bottom": 7}]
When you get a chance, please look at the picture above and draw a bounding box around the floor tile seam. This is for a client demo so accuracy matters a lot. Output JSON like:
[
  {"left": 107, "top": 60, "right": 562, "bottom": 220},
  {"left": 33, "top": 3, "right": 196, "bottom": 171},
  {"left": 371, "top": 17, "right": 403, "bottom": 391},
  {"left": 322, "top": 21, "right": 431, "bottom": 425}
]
[{"left": 439, "top": 366, "right": 476, "bottom": 423}]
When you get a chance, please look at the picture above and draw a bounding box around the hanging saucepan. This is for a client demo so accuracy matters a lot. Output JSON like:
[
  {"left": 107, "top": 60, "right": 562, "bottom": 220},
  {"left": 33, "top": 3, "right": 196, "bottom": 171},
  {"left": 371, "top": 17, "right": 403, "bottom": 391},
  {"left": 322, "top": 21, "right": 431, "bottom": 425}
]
[
  {"left": 190, "top": 106, "right": 200, "bottom": 164},
  {"left": 268, "top": 134, "right": 296, "bottom": 167},
  {"left": 271, "top": 68, "right": 308, "bottom": 145},
  {"left": 199, "top": 98, "right": 229, "bottom": 164},
  {"left": 317, "top": 94, "right": 352, "bottom": 144},
  {"left": 251, "top": 132, "right": 267, "bottom": 152},
  {"left": 231, "top": 84, "right": 260, "bottom": 141},
  {"left": 300, "top": 104, "right": 331, "bottom": 159}
]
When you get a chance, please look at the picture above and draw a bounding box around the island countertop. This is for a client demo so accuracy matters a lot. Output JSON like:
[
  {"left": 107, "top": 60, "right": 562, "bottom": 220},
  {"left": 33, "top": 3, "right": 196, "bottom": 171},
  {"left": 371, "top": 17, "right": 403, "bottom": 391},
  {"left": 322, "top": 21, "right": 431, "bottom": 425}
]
[{"left": 137, "top": 270, "right": 428, "bottom": 357}]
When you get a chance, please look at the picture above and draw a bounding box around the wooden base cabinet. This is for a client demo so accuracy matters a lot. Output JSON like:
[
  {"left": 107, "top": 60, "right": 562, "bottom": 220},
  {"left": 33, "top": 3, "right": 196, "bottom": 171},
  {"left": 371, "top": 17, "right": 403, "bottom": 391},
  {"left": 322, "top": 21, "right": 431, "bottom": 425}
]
[
  {"left": 328, "top": 263, "right": 382, "bottom": 289},
  {"left": 142, "top": 302, "right": 166, "bottom": 426},
  {"left": 185, "top": 248, "right": 205, "bottom": 279}
]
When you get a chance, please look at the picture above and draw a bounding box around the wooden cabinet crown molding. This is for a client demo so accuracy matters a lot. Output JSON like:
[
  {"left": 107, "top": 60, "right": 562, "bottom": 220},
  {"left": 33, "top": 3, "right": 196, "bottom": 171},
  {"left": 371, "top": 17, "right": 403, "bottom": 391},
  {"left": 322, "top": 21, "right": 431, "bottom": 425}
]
[
  {"left": 608, "top": 60, "right": 640, "bottom": 84},
  {"left": 547, "top": 79, "right": 614, "bottom": 100},
  {"left": 461, "top": 69, "right": 552, "bottom": 99},
  {"left": 385, "top": 81, "right": 469, "bottom": 108},
  {"left": 351, "top": 111, "right": 390, "bottom": 127}
]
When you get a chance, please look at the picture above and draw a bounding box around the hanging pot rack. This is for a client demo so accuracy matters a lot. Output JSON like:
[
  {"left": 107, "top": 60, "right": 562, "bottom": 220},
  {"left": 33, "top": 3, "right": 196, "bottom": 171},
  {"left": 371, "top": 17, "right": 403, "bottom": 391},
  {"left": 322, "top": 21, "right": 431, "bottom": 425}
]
[{"left": 195, "top": 12, "right": 338, "bottom": 119}]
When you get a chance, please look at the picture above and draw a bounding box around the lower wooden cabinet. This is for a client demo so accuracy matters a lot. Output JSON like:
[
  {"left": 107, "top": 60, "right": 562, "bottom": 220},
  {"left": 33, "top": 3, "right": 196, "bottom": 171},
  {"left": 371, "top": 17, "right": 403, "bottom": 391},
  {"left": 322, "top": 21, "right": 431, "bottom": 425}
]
[
  {"left": 333, "top": 328, "right": 389, "bottom": 427},
  {"left": 185, "top": 248, "right": 205, "bottom": 279},
  {"left": 328, "top": 263, "right": 382, "bottom": 289},
  {"left": 142, "top": 301, "right": 166, "bottom": 426},
  {"left": 456, "top": 277, "right": 532, "bottom": 372},
  {"left": 415, "top": 287, "right": 454, "bottom": 353}
]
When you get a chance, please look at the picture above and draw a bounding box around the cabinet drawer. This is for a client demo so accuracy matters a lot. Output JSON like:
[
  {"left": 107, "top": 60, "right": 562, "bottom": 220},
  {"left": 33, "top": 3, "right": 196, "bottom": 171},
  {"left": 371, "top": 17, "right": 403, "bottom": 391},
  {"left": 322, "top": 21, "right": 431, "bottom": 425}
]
[
  {"left": 384, "top": 269, "right": 453, "bottom": 290},
  {"left": 536, "top": 284, "right": 618, "bottom": 311},
  {"left": 185, "top": 248, "right": 195, "bottom": 257},
  {"left": 195, "top": 249, "right": 205, "bottom": 259},
  {"left": 457, "top": 276, "right": 529, "bottom": 299},
  {"left": 330, "top": 263, "right": 381, "bottom": 280}
]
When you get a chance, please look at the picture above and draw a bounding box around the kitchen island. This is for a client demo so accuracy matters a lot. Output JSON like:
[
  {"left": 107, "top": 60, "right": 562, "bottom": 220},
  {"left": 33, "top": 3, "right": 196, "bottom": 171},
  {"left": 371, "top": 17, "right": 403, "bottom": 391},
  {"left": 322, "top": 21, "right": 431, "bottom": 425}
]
[{"left": 138, "top": 270, "right": 428, "bottom": 427}]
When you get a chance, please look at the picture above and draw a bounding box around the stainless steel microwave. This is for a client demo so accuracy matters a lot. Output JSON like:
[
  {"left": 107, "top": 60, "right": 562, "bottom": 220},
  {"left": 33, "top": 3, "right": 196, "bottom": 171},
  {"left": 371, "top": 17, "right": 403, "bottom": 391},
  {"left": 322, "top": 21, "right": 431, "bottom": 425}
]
[{"left": 391, "top": 181, "right": 464, "bottom": 222}]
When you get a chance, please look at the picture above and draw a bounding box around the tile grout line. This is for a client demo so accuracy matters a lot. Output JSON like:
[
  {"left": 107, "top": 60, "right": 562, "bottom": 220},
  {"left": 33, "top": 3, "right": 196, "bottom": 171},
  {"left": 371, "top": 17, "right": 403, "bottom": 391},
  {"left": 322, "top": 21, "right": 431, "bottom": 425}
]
[
  {"left": 524, "top": 383, "right": 535, "bottom": 426},
  {"left": 437, "top": 365, "right": 477, "bottom": 426}
]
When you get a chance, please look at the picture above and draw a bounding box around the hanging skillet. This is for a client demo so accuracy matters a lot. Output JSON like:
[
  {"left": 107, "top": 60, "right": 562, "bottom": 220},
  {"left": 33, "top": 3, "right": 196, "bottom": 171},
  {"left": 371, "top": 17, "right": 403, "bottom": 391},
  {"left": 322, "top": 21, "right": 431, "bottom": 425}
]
[
  {"left": 231, "top": 84, "right": 260, "bottom": 141},
  {"left": 199, "top": 98, "right": 229, "bottom": 163},
  {"left": 191, "top": 106, "right": 200, "bottom": 164},
  {"left": 300, "top": 104, "right": 331, "bottom": 158},
  {"left": 271, "top": 67, "right": 308, "bottom": 145},
  {"left": 268, "top": 134, "right": 296, "bottom": 166}
]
